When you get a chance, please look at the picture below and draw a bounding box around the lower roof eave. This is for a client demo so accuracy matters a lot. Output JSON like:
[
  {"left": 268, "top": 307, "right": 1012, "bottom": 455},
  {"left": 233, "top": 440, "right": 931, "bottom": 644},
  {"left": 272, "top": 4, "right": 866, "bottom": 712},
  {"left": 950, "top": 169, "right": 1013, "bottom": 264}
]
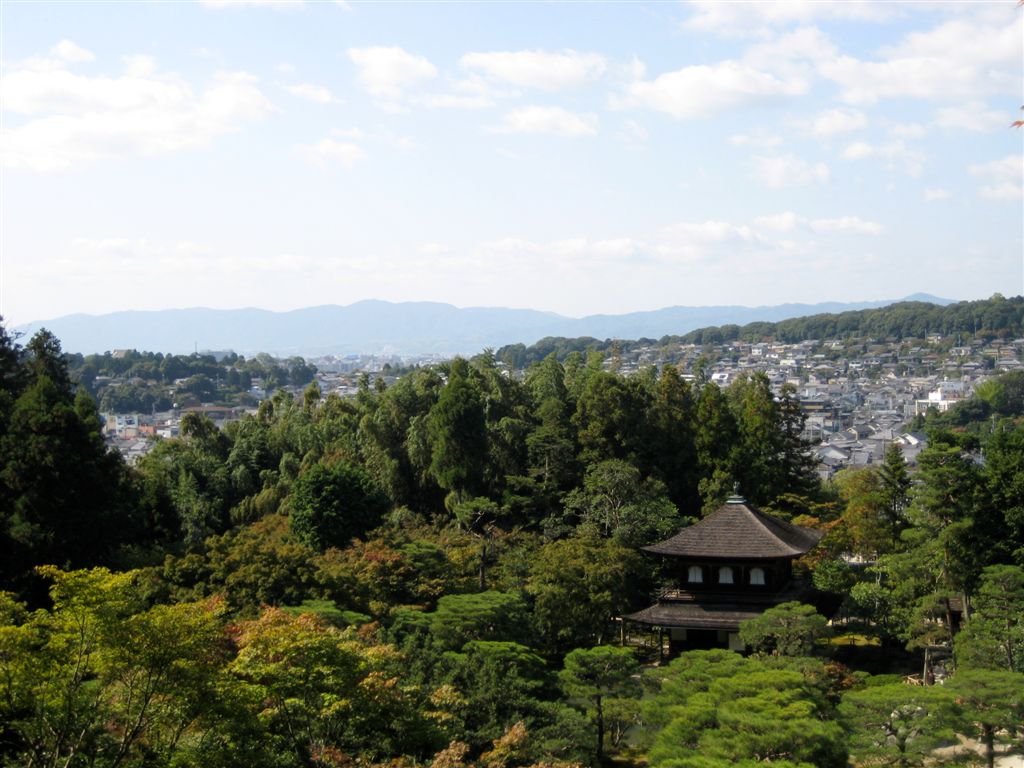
[
  {"left": 624, "top": 603, "right": 764, "bottom": 632},
  {"left": 626, "top": 617, "right": 744, "bottom": 632}
]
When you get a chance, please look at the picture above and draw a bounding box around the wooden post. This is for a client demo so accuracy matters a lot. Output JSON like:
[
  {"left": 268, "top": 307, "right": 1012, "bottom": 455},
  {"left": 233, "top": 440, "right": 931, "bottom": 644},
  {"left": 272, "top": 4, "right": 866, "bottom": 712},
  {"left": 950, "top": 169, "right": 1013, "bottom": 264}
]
[{"left": 658, "top": 628, "right": 664, "bottom": 663}]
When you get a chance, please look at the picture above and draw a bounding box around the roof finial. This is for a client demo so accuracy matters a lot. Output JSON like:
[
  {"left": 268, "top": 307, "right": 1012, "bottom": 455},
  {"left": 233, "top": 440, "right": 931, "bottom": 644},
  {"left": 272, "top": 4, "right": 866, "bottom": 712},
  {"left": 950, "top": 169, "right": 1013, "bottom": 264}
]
[{"left": 727, "top": 482, "right": 746, "bottom": 504}]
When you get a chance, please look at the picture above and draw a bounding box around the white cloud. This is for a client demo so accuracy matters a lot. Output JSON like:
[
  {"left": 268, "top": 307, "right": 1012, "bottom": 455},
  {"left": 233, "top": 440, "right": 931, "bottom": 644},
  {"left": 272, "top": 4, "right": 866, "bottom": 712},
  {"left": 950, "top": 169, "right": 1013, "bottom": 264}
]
[
  {"left": 51, "top": 40, "right": 94, "bottom": 63},
  {"left": 891, "top": 122, "right": 926, "bottom": 139},
  {"left": 663, "top": 220, "right": 759, "bottom": 243},
  {"left": 123, "top": 55, "right": 156, "bottom": 78},
  {"left": 808, "top": 108, "right": 866, "bottom": 136},
  {"left": 744, "top": 26, "right": 838, "bottom": 69},
  {"left": 419, "top": 92, "right": 495, "bottom": 110},
  {"left": 751, "top": 154, "right": 829, "bottom": 188},
  {"left": 287, "top": 82, "right": 335, "bottom": 104},
  {"left": 296, "top": 139, "right": 365, "bottom": 168},
  {"left": 615, "top": 60, "right": 806, "bottom": 120},
  {"left": 28, "top": 238, "right": 328, "bottom": 281},
  {"left": 820, "top": 17, "right": 1022, "bottom": 105},
  {"left": 752, "top": 211, "right": 802, "bottom": 232},
  {"left": 619, "top": 119, "right": 648, "bottom": 143},
  {"left": 810, "top": 216, "right": 883, "bottom": 235},
  {"left": 969, "top": 155, "right": 1022, "bottom": 201},
  {"left": 730, "top": 133, "right": 783, "bottom": 148},
  {"left": 647, "top": 211, "right": 884, "bottom": 275},
  {"left": 752, "top": 211, "right": 882, "bottom": 234},
  {"left": 935, "top": 102, "right": 1008, "bottom": 133},
  {"left": 460, "top": 49, "right": 606, "bottom": 91},
  {"left": 841, "top": 140, "right": 926, "bottom": 177},
  {"left": 923, "top": 187, "right": 951, "bottom": 201},
  {"left": 683, "top": 1, "right": 896, "bottom": 36},
  {"left": 1, "top": 55, "right": 274, "bottom": 172},
  {"left": 493, "top": 106, "right": 597, "bottom": 137},
  {"left": 331, "top": 127, "right": 366, "bottom": 140},
  {"left": 200, "top": 0, "right": 305, "bottom": 8},
  {"left": 347, "top": 46, "right": 437, "bottom": 102},
  {"left": 418, "top": 243, "right": 450, "bottom": 256}
]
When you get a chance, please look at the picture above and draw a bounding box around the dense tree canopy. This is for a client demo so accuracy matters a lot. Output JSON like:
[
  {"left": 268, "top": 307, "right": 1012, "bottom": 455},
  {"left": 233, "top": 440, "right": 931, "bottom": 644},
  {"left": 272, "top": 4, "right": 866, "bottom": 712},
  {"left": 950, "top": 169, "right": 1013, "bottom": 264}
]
[{"left": 3, "top": 317, "right": 1024, "bottom": 768}]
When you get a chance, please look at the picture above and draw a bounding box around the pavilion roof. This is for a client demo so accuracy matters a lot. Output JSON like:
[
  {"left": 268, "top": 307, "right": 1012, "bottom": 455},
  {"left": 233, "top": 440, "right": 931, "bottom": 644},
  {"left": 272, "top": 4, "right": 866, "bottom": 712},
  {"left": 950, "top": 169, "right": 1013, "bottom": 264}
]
[
  {"left": 642, "top": 496, "right": 823, "bottom": 560},
  {"left": 624, "top": 600, "right": 763, "bottom": 631}
]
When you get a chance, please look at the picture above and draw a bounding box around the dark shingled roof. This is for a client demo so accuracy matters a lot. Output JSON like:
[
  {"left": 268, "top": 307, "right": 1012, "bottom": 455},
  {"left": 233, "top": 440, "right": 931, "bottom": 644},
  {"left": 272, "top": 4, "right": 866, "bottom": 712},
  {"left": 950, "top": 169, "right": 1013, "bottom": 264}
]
[
  {"left": 624, "top": 601, "right": 764, "bottom": 631},
  {"left": 642, "top": 497, "right": 823, "bottom": 560}
]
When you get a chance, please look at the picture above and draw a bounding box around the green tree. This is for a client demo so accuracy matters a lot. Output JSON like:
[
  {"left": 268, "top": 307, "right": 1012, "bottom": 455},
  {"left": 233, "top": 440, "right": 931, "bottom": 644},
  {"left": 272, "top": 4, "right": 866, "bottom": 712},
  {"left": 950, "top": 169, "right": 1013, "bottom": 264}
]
[
  {"left": 839, "top": 682, "right": 952, "bottom": 768},
  {"left": 834, "top": 467, "right": 891, "bottom": 557},
  {"left": 738, "top": 602, "right": 830, "bottom": 657},
  {"left": 572, "top": 372, "right": 643, "bottom": 466},
  {"left": 981, "top": 421, "right": 1024, "bottom": 563},
  {"left": 644, "top": 650, "right": 846, "bottom": 768},
  {"left": 562, "top": 459, "right": 682, "bottom": 547},
  {"left": 230, "top": 607, "right": 437, "bottom": 762},
  {"left": 877, "top": 443, "right": 912, "bottom": 550},
  {"left": 440, "top": 640, "right": 548, "bottom": 749},
  {"left": 0, "top": 567, "right": 239, "bottom": 768},
  {"left": 644, "top": 366, "right": 699, "bottom": 515},
  {"left": 955, "top": 564, "right": 1024, "bottom": 673},
  {"left": 694, "top": 383, "right": 738, "bottom": 512},
  {"left": 449, "top": 496, "right": 505, "bottom": 591},
  {"left": 527, "top": 536, "right": 647, "bottom": 653},
  {"left": 427, "top": 358, "right": 488, "bottom": 501},
  {"left": 944, "top": 669, "right": 1024, "bottom": 768},
  {"left": 727, "top": 374, "right": 816, "bottom": 507},
  {"left": 559, "top": 645, "right": 640, "bottom": 764},
  {"left": 289, "top": 460, "right": 389, "bottom": 551},
  {"left": 1, "top": 330, "right": 133, "bottom": 591},
  {"left": 428, "top": 590, "right": 531, "bottom": 651},
  {"left": 524, "top": 354, "right": 578, "bottom": 500}
]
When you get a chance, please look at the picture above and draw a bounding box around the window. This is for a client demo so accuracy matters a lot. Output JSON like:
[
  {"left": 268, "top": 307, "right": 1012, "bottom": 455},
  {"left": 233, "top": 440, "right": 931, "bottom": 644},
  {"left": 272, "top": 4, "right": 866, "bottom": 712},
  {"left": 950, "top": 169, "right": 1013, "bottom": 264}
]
[
  {"left": 749, "top": 567, "right": 765, "bottom": 586},
  {"left": 718, "top": 566, "right": 734, "bottom": 585},
  {"left": 688, "top": 565, "right": 703, "bottom": 583}
]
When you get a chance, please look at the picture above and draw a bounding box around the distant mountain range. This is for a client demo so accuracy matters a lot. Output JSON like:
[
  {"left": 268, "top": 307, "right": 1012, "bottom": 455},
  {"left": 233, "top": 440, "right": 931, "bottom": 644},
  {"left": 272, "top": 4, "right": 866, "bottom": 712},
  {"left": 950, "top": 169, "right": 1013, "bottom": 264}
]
[{"left": 15, "top": 294, "right": 955, "bottom": 357}]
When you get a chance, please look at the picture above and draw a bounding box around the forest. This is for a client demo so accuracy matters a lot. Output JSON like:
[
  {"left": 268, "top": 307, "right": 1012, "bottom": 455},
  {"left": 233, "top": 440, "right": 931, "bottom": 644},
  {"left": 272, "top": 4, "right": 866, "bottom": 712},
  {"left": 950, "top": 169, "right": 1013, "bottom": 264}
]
[
  {"left": 495, "top": 294, "right": 1024, "bottom": 368},
  {"left": 1, "top": 318, "right": 1022, "bottom": 768},
  {"left": 64, "top": 348, "right": 317, "bottom": 413}
]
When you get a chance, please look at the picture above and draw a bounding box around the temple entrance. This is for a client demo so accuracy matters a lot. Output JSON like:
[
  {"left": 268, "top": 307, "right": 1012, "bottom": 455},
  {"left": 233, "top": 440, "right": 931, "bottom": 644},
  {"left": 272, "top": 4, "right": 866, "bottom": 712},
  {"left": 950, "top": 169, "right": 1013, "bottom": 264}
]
[
  {"left": 684, "top": 629, "right": 720, "bottom": 650},
  {"left": 666, "top": 627, "right": 726, "bottom": 654}
]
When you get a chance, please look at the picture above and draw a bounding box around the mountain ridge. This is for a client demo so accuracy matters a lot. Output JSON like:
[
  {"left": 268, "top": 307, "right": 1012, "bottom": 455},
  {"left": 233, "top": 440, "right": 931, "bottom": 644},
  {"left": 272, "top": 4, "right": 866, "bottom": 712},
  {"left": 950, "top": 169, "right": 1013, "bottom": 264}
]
[{"left": 14, "top": 295, "right": 956, "bottom": 356}]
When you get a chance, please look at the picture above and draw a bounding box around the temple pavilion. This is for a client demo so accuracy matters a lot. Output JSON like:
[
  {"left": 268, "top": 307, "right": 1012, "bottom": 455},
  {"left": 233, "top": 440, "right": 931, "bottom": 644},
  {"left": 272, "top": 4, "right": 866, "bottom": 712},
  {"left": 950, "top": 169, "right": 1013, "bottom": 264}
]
[{"left": 625, "top": 492, "right": 825, "bottom": 654}]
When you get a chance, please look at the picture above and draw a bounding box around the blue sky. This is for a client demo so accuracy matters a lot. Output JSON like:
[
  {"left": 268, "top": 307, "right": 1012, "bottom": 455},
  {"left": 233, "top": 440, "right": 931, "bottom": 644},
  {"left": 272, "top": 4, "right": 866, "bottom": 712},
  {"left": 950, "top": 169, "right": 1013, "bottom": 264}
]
[{"left": 2, "top": 0, "right": 1022, "bottom": 326}]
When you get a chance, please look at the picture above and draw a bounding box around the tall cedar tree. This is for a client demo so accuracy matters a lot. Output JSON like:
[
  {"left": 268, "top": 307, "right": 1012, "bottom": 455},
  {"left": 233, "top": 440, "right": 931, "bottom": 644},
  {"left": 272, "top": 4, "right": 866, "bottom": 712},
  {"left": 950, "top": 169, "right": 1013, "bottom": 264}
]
[{"left": 0, "top": 330, "right": 132, "bottom": 593}]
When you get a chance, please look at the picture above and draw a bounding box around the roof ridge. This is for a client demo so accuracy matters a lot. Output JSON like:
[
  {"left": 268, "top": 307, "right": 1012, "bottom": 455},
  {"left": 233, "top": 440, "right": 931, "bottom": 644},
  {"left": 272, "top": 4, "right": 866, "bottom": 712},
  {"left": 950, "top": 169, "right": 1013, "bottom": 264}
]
[
  {"left": 641, "top": 499, "right": 821, "bottom": 559},
  {"left": 735, "top": 502, "right": 808, "bottom": 547}
]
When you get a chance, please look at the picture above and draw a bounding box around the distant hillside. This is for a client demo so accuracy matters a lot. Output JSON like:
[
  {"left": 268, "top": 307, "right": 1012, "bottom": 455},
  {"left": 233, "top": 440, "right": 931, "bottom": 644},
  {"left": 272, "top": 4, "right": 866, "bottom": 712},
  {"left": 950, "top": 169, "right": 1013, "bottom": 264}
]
[
  {"left": 678, "top": 295, "right": 1023, "bottom": 345},
  {"left": 15, "top": 295, "right": 955, "bottom": 356},
  {"left": 495, "top": 295, "right": 1019, "bottom": 367}
]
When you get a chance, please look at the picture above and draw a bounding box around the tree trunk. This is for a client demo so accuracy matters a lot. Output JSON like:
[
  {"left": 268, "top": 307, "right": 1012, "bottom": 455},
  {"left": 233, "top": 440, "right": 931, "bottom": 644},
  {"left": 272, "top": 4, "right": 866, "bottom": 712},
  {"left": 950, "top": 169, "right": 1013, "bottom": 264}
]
[
  {"left": 1006, "top": 618, "right": 1015, "bottom": 672},
  {"left": 943, "top": 597, "right": 955, "bottom": 646},
  {"left": 478, "top": 539, "right": 487, "bottom": 592},
  {"left": 983, "top": 725, "right": 995, "bottom": 768},
  {"left": 595, "top": 694, "right": 604, "bottom": 766}
]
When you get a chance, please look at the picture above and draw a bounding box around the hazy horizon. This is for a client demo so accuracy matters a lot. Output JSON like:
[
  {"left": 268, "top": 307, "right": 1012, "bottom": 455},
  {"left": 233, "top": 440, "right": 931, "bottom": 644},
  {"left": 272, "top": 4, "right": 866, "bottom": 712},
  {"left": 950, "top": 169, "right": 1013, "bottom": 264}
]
[
  {"left": 16, "top": 292, "right": 961, "bottom": 328},
  {"left": 3, "top": 1, "right": 1022, "bottom": 327}
]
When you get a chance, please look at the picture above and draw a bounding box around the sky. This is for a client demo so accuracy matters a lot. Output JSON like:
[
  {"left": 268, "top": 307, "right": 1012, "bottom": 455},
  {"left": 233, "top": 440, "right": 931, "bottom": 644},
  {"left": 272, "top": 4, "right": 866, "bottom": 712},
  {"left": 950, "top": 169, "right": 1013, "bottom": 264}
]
[{"left": 1, "top": 0, "right": 1022, "bottom": 326}]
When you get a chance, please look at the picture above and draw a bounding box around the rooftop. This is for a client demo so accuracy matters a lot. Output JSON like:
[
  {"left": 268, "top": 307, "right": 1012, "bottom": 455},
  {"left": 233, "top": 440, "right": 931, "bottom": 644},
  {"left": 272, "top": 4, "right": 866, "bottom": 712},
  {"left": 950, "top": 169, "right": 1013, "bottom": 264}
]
[{"left": 642, "top": 495, "right": 823, "bottom": 560}]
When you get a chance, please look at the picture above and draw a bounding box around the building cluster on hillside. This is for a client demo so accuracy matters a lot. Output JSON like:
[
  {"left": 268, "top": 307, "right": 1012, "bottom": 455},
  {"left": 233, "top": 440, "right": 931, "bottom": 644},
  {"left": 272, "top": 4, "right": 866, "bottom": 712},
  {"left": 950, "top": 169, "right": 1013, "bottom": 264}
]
[
  {"left": 604, "top": 333, "right": 1023, "bottom": 479},
  {"left": 100, "top": 333, "right": 1021, "bottom": 473}
]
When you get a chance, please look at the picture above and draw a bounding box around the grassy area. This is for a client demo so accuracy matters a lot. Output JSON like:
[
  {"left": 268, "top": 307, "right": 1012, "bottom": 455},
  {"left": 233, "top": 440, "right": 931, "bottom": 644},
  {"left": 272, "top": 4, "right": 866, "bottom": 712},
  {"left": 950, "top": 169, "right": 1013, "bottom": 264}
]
[{"left": 830, "top": 632, "right": 881, "bottom": 647}]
